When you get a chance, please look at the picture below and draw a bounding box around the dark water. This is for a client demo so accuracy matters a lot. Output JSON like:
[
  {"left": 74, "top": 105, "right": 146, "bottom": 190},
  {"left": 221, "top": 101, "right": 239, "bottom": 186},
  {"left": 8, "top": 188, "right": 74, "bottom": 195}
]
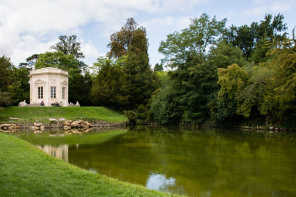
[{"left": 14, "top": 127, "right": 296, "bottom": 196}]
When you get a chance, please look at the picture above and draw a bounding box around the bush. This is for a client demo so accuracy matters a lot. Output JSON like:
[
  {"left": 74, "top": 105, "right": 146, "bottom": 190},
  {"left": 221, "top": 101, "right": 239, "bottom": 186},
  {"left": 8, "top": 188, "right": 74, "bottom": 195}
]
[{"left": 124, "top": 110, "right": 137, "bottom": 125}]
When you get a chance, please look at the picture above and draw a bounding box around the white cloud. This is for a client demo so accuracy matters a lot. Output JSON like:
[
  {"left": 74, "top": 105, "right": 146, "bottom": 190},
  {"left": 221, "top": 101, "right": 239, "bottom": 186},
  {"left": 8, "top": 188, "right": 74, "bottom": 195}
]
[
  {"left": 0, "top": 0, "right": 208, "bottom": 66},
  {"left": 143, "top": 16, "right": 192, "bottom": 31},
  {"left": 246, "top": 0, "right": 296, "bottom": 16},
  {"left": 80, "top": 40, "right": 104, "bottom": 66},
  {"left": 245, "top": 6, "right": 268, "bottom": 16},
  {"left": 271, "top": 1, "right": 295, "bottom": 12},
  {"left": 0, "top": 0, "right": 294, "bottom": 66}
]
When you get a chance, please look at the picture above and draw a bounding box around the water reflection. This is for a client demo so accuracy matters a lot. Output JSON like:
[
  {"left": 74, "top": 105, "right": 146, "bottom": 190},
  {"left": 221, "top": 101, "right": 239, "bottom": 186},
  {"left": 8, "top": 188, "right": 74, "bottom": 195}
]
[
  {"left": 146, "top": 173, "right": 177, "bottom": 192},
  {"left": 13, "top": 127, "right": 296, "bottom": 196},
  {"left": 36, "top": 144, "right": 69, "bottom": 162}
]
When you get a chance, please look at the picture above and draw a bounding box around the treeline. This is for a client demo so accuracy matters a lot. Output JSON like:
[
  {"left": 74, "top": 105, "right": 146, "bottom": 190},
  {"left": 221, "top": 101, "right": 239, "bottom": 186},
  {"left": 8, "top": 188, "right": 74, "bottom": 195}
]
[
  {"left": 1, "top": 13, "right": 295, "bottom": 128},
  {"left": 152, "top": 13, "right": 296, "bottom": 128}
]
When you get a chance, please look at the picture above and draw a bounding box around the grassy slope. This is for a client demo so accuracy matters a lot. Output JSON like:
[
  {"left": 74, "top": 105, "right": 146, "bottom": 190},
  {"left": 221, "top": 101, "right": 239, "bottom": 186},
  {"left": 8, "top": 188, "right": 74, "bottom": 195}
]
[
  {"left": 0, "top": 133, "right": 179, "bottom": 197},
  {"left": 0, "top": 106, "right": 127, "bottom": 123}
]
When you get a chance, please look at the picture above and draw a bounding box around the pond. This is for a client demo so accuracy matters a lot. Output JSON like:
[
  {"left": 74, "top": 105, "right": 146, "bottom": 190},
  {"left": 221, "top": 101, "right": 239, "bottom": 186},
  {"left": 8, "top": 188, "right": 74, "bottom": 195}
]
[{"left": 13, "top": 127, "right": 296, "bottom": 196}]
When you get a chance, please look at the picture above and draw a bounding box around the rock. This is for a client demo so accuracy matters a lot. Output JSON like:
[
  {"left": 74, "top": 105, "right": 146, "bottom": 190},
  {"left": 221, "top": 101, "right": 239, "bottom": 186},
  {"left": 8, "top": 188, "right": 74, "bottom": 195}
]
[
  {"left": 64, "top": 121, "right": 71, "bottom": 126},
  {"left": 58, "top": 118, "right": 66, "bottom": 122},
  {"left": 71, "top": 122, "right": 79, "bottom": 127},
  {"left": 269, "top": 127, "right": 274, "bottom": 130},
  {"left": 40, "top": 126, "right": 45, "bottom": 130},
  {"left": 49, "top": 118, "right": 58, "bottom": 122},
  {"left": 34, "top": 123, "right": 42, "bottom": 127},
  {"left": 9, "top": 117, "right": 20, "bottom": 120}
]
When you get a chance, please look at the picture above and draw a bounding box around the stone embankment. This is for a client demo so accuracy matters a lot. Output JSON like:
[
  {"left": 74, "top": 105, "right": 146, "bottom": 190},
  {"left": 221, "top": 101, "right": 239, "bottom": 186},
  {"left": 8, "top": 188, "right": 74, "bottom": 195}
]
[
  {"left": 241, "top": 126, "right": 285, "bottom": 132},
  {"left": 0, "top": 124, "right": 20, "bottom": 132},
  {"left": 63, "top": 120, "right": 94, "bottom": 130},
  {"left": 0, "top": 119, "right": 126, "bottom": 133}
]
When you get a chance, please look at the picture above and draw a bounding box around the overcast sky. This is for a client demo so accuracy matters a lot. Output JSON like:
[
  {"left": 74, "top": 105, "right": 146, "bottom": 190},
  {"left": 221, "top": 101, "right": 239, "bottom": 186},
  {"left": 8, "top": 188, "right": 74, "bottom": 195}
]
[{"left": 0, "top": 0, "right": 295, "bottom": 67}]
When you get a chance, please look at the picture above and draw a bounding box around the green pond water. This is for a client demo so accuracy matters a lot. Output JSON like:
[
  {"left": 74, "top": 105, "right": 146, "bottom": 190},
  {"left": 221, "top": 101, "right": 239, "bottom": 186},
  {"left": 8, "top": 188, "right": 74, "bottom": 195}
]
[{"left": 13, "top": 127, "right": 296, "bottom": 196}]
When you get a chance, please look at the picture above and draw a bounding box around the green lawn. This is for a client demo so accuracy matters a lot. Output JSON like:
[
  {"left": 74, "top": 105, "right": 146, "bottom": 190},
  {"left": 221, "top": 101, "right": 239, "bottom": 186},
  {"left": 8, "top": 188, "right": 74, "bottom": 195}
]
[
  {"left": 0, "top": 133, "right": 180, "bottom": 197},
  {"left": 0, "top": 106, "right": 127, "bottom": 123}
]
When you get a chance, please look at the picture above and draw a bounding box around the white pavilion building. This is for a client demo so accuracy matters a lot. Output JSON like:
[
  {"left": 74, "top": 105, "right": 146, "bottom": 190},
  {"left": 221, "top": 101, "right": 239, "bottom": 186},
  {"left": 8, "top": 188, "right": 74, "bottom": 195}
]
[{"left": 29, "top": 67, "right": 69, "bottom": 106}]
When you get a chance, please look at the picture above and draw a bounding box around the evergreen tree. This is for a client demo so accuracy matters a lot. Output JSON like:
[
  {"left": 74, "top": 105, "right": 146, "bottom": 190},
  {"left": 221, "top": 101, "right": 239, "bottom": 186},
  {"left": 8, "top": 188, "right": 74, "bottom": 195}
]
[{"left": 107, "top": 18, "right": 156, "bottom": 108}]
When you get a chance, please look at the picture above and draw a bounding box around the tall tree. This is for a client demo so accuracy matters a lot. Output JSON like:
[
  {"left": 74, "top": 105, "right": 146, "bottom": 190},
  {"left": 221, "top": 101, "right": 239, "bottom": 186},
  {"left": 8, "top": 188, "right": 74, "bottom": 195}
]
[
  {"left": 208, "top": 40, "right": 246, "bottom": 68},
  {"left": 228, "top": 13, "right": 287, "bottom": 59},
  {"left": 259, "top": 39, "right": 296, "bottom": 121},
  {"left": 9, "top": 67, "right": 30, "bottom": 105},
  {"left": 107, "top": 18, "right": 156, "bottom": 108},
  {"left": 35, "top": 51, "right": 81, "bottom": 71},
  {"left": 50, "top": 35, "right": 85, "bottom": 59},
  {"left": 107, "top": 18, "right": 148, "bottom": 60},
  {"left": 157, "top": 13, "right": 226, "bottom": 123},
  {"left": 0, "top": 56, "right": 13, "bottom": 106},
  {"left": 0, "top": 56, "right": 13, "bottom": 92},
  {"left": 159, "top": 13, "right": 227, "bottom": 66},
  {"left": 91, "top": 57, "right": 129, "bottom": 108}
]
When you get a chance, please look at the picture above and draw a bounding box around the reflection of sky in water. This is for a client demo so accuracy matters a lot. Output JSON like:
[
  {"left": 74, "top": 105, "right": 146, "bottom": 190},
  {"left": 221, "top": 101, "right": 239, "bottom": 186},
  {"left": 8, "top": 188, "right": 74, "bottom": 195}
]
[
  {"left": 146, "top": 173, "right": 176, "bottom": 191},
  {"left": 89, "top": 168, "right": 97, "bottom": 173}
]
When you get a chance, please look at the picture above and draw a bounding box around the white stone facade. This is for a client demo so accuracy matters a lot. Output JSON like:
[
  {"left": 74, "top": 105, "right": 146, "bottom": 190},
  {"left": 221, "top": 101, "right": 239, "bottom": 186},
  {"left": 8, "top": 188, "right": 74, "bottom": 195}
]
[{"left": 29, "top": 67, "right": 69, "bottom": 106}]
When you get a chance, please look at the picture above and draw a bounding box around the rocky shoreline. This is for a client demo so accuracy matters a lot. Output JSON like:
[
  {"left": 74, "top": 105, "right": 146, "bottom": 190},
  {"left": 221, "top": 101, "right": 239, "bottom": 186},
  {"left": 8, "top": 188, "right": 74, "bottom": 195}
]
[{"left": 0, "top": 119, "right": 127, "bottom": 133}]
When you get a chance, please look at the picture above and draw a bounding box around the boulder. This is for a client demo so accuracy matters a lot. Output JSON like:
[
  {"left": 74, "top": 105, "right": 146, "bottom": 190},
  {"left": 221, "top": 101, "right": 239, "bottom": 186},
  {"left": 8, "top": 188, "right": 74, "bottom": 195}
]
[
  {"left": 34, "top": 123, "right": 42, "bottom": 127},
  {"left": 64, "top": 121, "right": 71, "bottom": 126},
  {"left": 71, "top": 122, "right": 79, "bottom": 128}
]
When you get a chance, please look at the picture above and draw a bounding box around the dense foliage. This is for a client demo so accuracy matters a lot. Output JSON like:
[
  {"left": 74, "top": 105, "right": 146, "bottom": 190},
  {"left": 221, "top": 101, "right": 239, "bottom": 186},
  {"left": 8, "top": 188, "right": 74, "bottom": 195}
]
[
  {"left": 2, "top": 13, "right": 295, "bottom": 128},
  {"left": 154, "top": 13, "right": 295, "bottom": 127}
]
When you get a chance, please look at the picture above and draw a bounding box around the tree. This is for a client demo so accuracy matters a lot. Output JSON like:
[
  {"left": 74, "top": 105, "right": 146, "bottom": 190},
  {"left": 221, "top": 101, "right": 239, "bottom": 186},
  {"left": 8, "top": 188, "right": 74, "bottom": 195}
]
[
  {"left": 228, "top": 13, "right": 287, "bottom": 59},
  {"left": 107, "top": 18, "right": 148, "bottom": 60},
  {"left": 18, "top": 54, "right": 39, "bottom": 69},
  {"left": 150, "top": 75, "right": 182, "bottom": 124},
  {"left": 156, "top": 14, "right": 226, "bottom": 123},
  {"left": 50, "top": 35, "right": 84, "bottom": 59},
  {"left": 107, "top": 18, "right": 156, "bottom": 108},
  {"left": 154, "top": 63, "right": 163, "bottom": 71},
  {"left": 91, "top": 57, "right": 129, "bottom": 108},
  {"left": 68, "top": 70, "right": 92, "bottom": 106},
  {"left": 35, "top": 51, "right": 81, "bottom": 71},
  {"left": 159, "top": 13, "right": 227, "bottom": 66},
  {"left": 210, "top": 64, "right": 249, "bottom": 121},
  {"left": 8, "top": 67, "right": 30, "bottom": 105},
  {"left": 0, "top": 56, "right": 13, "bottom": 92},
  {"left": 208, "top": 40, "right": 246, "bottom": 68},
  {"left": 259, "top": 39, "right": 296, "bottom": 121}
]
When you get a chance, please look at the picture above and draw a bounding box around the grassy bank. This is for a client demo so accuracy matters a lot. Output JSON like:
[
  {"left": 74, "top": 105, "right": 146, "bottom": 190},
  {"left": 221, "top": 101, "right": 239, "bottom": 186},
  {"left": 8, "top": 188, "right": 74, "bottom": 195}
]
[
  {"left": 0, "top": 133, "right": 179, "bottom": 197},
  {"left": 0, "top": 106, "right": 127, "bottom": 123}
]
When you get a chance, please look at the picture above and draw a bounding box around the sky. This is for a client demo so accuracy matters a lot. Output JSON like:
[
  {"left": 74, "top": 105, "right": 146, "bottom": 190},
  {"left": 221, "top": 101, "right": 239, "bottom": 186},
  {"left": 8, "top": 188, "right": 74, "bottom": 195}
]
[{"left": 0, "top": 0, "right": 295, "bottom": 68}]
